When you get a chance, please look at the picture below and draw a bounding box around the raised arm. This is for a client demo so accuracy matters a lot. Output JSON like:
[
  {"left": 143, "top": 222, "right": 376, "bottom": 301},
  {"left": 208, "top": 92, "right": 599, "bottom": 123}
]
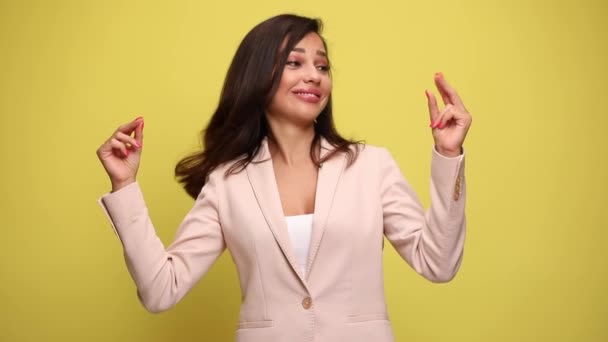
[
  {"left": 96, "top": 118, "right": 226, "bottom": 312},
  {"left": 381, "top": 147, "right": 466, "bottom": 283},
  {"left": 383, "top": 73, "right": 472, "bottom": 282}
]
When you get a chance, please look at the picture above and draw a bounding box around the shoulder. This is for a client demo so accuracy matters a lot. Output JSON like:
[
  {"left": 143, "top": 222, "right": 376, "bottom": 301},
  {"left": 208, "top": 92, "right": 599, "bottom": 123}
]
[
  {"left": 207, "top": 159, "right": 242, "bottom": 182},
  {"left": 335, "top": 143, "right": 395, "bottom": 177},
  {"left": 349, "top": 143, "right": 392, "bottom": 165}
]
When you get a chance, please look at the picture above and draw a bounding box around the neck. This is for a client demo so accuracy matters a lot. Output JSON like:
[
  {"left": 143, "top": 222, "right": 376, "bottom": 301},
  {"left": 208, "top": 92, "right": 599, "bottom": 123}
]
[{"left": 267, "top": 120, "right": 317, "bottom": 167}]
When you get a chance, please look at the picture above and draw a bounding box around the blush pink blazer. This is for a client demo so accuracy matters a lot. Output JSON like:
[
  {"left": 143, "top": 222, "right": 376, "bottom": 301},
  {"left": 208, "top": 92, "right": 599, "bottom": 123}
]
[{"left": 99, "top": 137, "right": 466, "bottom": 342}]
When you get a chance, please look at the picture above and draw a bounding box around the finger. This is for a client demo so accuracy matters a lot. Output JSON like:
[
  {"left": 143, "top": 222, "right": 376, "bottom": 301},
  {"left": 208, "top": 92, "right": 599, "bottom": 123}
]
[
  {"left": 431, "top": 104, "right": 448, "bottom": 128},
  {"left": 134, "top": 119, "right": 144, "bottom": 146},
  {"left": 425, "top": 89, "right": 440, "bottom": 126},
  {"left": 116, "top": 116, "right": 144, "bottom": 136},
  {"left": 434, "top": 73, "right": 452, "bottom": 106},
  {"left": 433, "top": 105, "right": 455, "bottom": 129},
  {"left": 438, "top": 106, "right": 457, "bottom": 129},
  {"left": 432, "top": 112, "right": 446, "bottom": 130},
  {"left": 110, "top": 138, "right": 129, "bottom": 157},
  {"left": 434, "top": 73, "right": 465, "bottom": 110},
  {"left": 114, "top": 131, "right": 141, "bottom": 150}
]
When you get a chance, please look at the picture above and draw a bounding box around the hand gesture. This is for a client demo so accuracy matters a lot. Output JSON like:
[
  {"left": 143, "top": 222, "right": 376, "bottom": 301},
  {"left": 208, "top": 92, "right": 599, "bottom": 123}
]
[
  {"left": 96, "top": 117, "right": 144, "bottom": 192},
  {"left": 425, "top": 73, "right": 472, "bottom": 157}
]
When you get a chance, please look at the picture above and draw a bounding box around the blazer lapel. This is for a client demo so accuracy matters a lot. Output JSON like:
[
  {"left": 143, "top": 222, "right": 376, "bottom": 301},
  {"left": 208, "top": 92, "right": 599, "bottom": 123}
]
[
  {"left": 245, "top": 137, "right": 346, "bottom": 284},
  {"left": 306, "top": 137, "right": 346, "bottom": 279},
  {"left": 245, "top": 138, "right": 307, "bottom": 283}
]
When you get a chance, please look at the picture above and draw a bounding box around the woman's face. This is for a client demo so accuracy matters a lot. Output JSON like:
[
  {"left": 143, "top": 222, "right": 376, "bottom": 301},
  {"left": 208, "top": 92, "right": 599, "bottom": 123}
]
[{"left": 266, "top": 32, "right": 332, "bottom": 126}]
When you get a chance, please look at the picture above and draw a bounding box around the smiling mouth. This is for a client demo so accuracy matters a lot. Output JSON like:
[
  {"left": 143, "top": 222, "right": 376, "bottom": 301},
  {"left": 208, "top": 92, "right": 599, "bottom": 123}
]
[
  {"left": 294, "top": 91, "right": 320, "bottom": 98},
  {"left": 293, "top": 91, "right": 322, "bottom": 103}
]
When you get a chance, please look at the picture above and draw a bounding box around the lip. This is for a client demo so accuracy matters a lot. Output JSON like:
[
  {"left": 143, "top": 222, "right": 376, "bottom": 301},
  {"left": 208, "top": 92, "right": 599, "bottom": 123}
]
[{"left": 292, "top": 88, "right": 322, "bottom": 103}]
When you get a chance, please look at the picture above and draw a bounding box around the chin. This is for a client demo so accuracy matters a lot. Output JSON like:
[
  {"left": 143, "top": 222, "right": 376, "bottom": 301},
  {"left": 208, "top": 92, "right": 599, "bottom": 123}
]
[
  {"left": 294, "top": 115, "right": 318, "bottom": 126},
  {"left": 298, "top": 109, "right": 323, "bottom": 121},
  {"left": 293, "top": 105, "right": 325, "bottom": 122}
]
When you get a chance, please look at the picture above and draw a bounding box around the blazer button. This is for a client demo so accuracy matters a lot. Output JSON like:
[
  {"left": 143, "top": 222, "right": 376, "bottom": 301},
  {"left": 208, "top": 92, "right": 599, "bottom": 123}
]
[
  {"left": 453, "top": 176, "right": 462, "bottom": 201},
  {"left": 302, "top": 297, "right": 312, "bottom": 310}
]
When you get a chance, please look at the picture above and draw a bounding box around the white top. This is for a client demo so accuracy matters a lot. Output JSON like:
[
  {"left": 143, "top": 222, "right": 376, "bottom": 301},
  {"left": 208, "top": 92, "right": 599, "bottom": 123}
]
[{"left": 285, "top": 214, "right": 313, "bottom": 277}]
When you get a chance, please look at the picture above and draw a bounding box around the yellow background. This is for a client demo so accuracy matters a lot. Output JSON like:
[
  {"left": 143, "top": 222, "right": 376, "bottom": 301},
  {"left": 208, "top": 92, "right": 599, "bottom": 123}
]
[{"left": 1, "top": 0, "right": 606, "bottom": 341}]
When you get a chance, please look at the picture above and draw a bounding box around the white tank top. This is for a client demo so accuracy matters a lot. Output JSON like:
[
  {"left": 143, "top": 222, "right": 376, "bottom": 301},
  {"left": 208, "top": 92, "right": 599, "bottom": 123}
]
[{"left": 285, "top": 214, "right": 313, "bottom": 277}]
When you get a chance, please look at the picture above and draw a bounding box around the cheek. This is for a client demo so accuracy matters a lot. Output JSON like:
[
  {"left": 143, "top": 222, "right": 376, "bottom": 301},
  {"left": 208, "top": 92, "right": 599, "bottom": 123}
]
[
  {"left": 323, "top": 77, "right": 333, "bottom": 93},
  {"left": 277, "top": 70, "right": 297, "bottom": 89}
]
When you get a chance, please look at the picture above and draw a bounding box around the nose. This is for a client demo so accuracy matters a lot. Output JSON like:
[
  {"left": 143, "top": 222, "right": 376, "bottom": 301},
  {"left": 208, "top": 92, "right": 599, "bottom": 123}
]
[{"left": 304, "top": 65, "right": 321, "bottom": 84}]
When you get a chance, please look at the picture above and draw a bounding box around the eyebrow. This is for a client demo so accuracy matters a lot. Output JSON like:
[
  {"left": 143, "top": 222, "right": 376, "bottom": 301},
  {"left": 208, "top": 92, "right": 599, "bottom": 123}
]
[{"left": 292, "top": 47, "right": 327, "bottom": 57}]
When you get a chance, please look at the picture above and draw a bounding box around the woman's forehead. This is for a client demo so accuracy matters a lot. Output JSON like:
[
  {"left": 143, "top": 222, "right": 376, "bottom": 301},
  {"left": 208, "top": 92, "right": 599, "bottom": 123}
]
[{"left": 291, "top": 33, "right": 327, "bottom": 55}]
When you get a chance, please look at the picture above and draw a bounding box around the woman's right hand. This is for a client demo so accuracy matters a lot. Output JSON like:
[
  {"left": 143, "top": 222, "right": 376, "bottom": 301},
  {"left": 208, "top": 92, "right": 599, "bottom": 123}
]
[{"left": 96, "top": 117, "right": 145, "bottom": 192}]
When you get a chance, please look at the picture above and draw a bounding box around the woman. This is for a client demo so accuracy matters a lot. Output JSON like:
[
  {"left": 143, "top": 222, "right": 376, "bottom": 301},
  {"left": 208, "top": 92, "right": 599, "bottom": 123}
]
[{"left": 96, "top": 13, "right": 472, "bottom": 342}]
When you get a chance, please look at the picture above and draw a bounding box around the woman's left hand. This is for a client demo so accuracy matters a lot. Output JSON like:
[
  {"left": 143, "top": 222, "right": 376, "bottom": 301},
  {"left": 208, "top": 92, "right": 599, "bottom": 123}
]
[{"left": 425, "top": 72, "right": 472, "bottom": 157}]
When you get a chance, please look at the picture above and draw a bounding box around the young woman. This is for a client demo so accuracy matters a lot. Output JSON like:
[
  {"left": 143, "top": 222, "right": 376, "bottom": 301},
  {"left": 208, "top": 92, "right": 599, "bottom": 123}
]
[{"left": 96, "top": 13, "right": 472, "bottom": 342}]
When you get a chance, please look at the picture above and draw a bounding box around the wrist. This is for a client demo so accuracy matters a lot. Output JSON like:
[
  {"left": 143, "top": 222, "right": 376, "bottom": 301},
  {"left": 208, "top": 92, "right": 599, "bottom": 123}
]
[
  {"left": 435, "top": 145, "right": 462, "bottom": 158},
  {"left": 111, "top": 179, "right": 136, "bottom": 193}
]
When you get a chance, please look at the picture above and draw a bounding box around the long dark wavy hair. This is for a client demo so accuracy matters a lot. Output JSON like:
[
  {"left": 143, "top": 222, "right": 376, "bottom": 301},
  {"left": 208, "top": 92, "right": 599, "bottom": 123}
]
[{"left": 175, "top": 14, "right": 362, "bottom": 199}]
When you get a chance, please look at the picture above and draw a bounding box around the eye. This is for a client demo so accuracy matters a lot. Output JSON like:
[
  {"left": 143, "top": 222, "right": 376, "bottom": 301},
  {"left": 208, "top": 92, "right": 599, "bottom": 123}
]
[
  {"left": 286, "top": 60, "right": 301, "bottom": 67},
  {"left": 317, "top": 65, "right": 330, "bottom": 72}
]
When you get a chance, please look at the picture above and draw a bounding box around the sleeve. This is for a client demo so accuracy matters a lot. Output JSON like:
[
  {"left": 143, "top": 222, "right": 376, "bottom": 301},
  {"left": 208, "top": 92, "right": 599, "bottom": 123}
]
[
  {"left": 97, "top": 170, "right": 226, "bottom": 312},
  {"left": 380, "top": 146, "right": 466, "bottom": 283}
]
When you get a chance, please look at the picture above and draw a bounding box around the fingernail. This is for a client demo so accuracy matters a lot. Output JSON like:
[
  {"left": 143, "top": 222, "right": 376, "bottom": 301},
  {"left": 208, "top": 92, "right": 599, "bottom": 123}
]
[
  {"left": 125, "top": 149, "right": 130, "bottom": 157},
  {"left": 135, "top": 116, "right": 144, "bottom": 121},
  {"left": 438, "top": 123, "right": 444, "bottom": 129},
  {"left": 135, "top": 142, "right": 142, "bottom": 148},
  {"left": 435, "top": 72, "right": 443, "bottom": 78}
]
